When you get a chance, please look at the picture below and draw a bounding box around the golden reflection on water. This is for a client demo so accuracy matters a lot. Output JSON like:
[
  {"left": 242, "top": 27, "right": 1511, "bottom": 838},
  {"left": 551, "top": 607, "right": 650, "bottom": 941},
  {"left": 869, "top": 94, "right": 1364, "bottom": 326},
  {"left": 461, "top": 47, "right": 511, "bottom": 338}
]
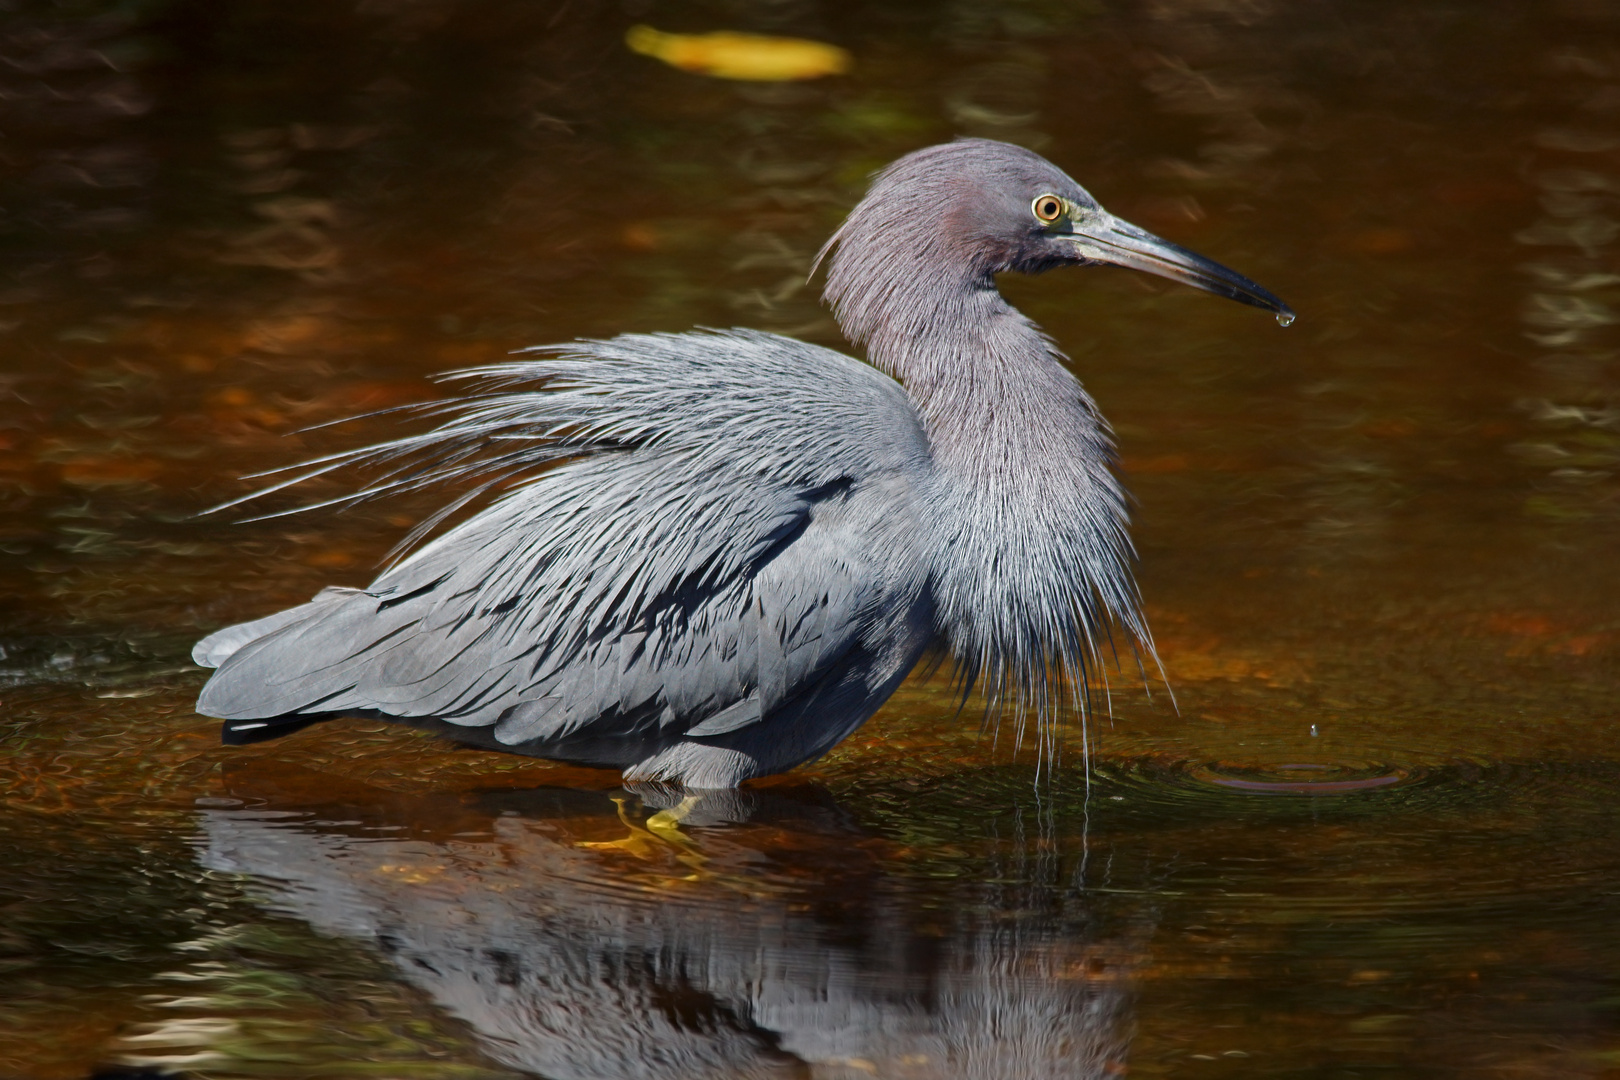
[{"left": 1, "top": 0, "right": 1619, "bottom": 1077}]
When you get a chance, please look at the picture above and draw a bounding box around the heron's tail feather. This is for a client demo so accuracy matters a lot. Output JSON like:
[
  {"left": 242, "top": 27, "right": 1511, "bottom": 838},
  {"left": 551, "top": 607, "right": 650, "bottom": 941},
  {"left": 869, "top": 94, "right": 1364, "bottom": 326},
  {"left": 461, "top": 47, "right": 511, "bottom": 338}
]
[{"left": 192, "top": 586, "right": 365, "bottom": 668}]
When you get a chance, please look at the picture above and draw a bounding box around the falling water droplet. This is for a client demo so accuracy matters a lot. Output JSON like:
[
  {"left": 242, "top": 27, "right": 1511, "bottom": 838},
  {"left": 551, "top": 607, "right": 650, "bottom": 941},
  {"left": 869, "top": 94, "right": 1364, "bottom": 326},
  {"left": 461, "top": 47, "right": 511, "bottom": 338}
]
[
  {"left": 1276, "top": 311, "right": 1296, "bottom": 328},
  {"left": 1310, "top": 724, "right": 1319, "bottom": 737}
]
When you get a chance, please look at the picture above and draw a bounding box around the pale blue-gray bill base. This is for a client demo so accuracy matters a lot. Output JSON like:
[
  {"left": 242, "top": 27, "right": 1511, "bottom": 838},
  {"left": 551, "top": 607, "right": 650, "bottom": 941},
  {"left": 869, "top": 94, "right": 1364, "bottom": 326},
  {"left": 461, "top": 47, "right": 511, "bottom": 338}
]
[{"left": 193, "top": 139, "right": 1292, "bottom": 789}]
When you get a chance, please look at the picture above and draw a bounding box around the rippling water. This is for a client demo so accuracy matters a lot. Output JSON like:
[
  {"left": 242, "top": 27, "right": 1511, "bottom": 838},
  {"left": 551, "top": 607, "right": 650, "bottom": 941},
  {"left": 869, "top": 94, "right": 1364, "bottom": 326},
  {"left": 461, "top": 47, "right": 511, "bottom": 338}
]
[{"left": 2, "top": 0, "right": 1619, "bottom": 1077}]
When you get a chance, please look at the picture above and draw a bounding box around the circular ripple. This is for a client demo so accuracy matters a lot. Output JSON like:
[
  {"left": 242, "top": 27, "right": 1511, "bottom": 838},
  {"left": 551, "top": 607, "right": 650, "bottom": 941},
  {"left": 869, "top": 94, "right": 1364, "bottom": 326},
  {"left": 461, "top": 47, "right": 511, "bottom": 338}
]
[
  {"left": 1188, "top": 760, "right": 1415, "bottom": 795},
  {"left": 1088, "top": 755, "right": 1455, "bottom": 817},
  {"left": 1088, "top": 755, "right": 1620, "bottom": 824}
]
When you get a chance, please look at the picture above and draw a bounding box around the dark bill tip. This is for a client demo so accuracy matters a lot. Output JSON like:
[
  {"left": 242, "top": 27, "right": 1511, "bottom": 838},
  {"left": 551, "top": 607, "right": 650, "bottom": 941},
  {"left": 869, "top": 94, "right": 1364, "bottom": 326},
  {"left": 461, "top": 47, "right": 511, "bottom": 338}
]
[{"left": 1061, "top": 214, "right": 1295, "bottom": 326}]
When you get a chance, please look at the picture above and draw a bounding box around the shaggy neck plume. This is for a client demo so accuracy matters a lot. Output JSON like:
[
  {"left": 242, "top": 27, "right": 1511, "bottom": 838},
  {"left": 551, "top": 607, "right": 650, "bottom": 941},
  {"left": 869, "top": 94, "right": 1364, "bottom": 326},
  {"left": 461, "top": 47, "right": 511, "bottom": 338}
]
[{"left": 822, "top": 200, "right": 1148, "bottom": 720}]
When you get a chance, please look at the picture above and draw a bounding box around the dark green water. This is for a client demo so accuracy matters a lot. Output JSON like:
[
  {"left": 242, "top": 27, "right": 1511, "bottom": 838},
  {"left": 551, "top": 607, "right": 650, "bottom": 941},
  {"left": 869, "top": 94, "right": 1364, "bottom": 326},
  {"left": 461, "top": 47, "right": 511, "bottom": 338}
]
[{"left": 2, "top": 0, "right": 1619, "bottom": 1076}]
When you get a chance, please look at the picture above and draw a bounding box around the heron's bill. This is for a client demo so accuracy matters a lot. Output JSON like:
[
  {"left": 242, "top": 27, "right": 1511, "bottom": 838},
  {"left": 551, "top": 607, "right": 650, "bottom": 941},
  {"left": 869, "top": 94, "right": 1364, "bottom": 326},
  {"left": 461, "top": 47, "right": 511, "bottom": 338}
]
[{"left": 1059, "top": 213, "right": 1294, "bottom": 324}]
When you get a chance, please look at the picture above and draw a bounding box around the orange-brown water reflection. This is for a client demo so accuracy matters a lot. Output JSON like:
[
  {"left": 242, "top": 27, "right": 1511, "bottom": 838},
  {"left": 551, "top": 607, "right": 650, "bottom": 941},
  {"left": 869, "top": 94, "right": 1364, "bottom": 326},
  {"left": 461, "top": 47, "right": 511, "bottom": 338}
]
[{"left": 3, "top": 0, "right": 1620, "bottom": 1077}]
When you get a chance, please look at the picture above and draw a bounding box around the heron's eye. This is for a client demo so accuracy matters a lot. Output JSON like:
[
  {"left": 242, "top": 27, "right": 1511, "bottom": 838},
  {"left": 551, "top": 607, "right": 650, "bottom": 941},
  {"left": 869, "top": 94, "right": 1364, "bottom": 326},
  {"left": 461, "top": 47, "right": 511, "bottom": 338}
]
[{"left": 1032, "top": 194, "right": 1065, "bottom": 224}]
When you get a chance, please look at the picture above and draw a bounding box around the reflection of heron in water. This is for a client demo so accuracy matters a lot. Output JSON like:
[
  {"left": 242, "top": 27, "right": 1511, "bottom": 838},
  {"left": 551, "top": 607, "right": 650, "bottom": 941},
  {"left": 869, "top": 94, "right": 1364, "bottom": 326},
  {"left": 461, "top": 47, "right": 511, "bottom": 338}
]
[
  {"left": 192, "top": 138, "right": 1290, "bottom": 789},
  {"left": 196, "top": 774, "right": 1139, "bottom": 1079}
]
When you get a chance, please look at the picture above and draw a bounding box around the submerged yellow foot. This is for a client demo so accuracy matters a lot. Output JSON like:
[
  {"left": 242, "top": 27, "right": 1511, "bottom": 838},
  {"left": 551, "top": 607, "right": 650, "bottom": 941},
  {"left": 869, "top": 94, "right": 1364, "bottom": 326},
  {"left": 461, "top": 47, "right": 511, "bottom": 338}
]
[
  {"left": 579, "top": 794, "right": 705, "bottom": 874},
  {"left": 645, "top": 795, "right": 703, "bottom": 845},
  {"left": 578, "top": 792, "right": 780, "bottom": 898}
]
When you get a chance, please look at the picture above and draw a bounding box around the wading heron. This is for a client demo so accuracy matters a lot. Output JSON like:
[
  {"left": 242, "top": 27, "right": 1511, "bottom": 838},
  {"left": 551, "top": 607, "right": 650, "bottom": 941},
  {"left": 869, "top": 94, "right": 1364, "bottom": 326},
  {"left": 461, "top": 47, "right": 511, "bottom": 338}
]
[{"left": 193, "top": 139, "right": 1291, "bottom": 789}]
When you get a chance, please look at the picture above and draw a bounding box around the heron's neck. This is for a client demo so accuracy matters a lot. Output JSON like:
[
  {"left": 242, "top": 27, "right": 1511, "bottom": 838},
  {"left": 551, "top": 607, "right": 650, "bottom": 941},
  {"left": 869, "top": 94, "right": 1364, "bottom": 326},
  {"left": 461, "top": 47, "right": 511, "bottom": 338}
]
[
  {"left": 857, "top": 275, "right": 1142, "bottom": 700},
  {"left": 865, "top": 281, "right": 1109, "bottom": 485}
]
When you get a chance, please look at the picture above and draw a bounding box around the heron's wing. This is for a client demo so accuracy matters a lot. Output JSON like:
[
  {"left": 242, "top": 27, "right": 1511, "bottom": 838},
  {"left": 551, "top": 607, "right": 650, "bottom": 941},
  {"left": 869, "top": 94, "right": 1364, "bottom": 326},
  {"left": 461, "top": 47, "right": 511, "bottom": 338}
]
[
  {"left": 196, "top": 330, "right": 929, "bottom": 748},
  {"left": 201, "top": 466, "right": 870, "bottom": 745},
  {"left": 486, "top": 474, "right": 879, "bottom": 746}
]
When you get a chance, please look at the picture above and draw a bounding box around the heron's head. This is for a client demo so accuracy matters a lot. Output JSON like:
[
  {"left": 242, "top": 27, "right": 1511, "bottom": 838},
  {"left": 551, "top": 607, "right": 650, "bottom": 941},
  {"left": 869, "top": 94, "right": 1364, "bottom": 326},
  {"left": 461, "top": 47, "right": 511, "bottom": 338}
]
[{"left": 821, "top": 138, "right": 1292, "bottom": 348}]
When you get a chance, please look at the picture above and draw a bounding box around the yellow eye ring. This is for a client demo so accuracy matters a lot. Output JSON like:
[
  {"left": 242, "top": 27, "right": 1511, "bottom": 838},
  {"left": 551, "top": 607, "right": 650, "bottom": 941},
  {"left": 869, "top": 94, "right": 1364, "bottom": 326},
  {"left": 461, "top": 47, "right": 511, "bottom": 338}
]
[{"left": 1032, "top": 194, "right": 1065, "bottom": 224}]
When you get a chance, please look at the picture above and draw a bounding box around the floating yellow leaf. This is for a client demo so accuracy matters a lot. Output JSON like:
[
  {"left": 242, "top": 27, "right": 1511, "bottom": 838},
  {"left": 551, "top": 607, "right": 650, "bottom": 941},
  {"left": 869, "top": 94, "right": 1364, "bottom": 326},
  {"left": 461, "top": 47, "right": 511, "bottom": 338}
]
[{"left": 625, "top": 24, "right": 851, "bottom": 82}]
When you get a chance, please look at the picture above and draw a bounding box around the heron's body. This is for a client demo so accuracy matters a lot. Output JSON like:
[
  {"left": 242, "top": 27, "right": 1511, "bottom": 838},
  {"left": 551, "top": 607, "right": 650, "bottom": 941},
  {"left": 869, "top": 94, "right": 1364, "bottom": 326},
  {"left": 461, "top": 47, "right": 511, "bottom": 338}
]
[{"left": 195, "top": 140, "right": 1290, "bottom": 788}]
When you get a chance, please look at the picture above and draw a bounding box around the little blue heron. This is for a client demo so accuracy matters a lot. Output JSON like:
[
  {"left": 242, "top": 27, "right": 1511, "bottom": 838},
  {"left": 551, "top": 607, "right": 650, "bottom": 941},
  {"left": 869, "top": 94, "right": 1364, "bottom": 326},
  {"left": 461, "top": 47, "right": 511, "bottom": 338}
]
[{"left": 193, "top": 139, "right": 1291, "bottom": 789}]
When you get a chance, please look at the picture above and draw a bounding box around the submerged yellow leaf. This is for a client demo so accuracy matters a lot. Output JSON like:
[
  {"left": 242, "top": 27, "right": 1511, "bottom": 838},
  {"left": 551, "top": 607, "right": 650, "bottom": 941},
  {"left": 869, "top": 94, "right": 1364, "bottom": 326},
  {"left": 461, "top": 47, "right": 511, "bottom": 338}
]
[{"left": 625, "top": 25, "right": 852, "bottom": 82}]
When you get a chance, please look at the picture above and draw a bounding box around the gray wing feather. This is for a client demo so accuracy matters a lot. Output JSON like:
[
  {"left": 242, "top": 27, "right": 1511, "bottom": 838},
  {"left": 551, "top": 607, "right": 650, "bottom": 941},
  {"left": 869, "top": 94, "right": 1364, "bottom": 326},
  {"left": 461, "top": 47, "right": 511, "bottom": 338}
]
[{"left": 197, "top": 330, "right": 928, "bottom": 751}]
